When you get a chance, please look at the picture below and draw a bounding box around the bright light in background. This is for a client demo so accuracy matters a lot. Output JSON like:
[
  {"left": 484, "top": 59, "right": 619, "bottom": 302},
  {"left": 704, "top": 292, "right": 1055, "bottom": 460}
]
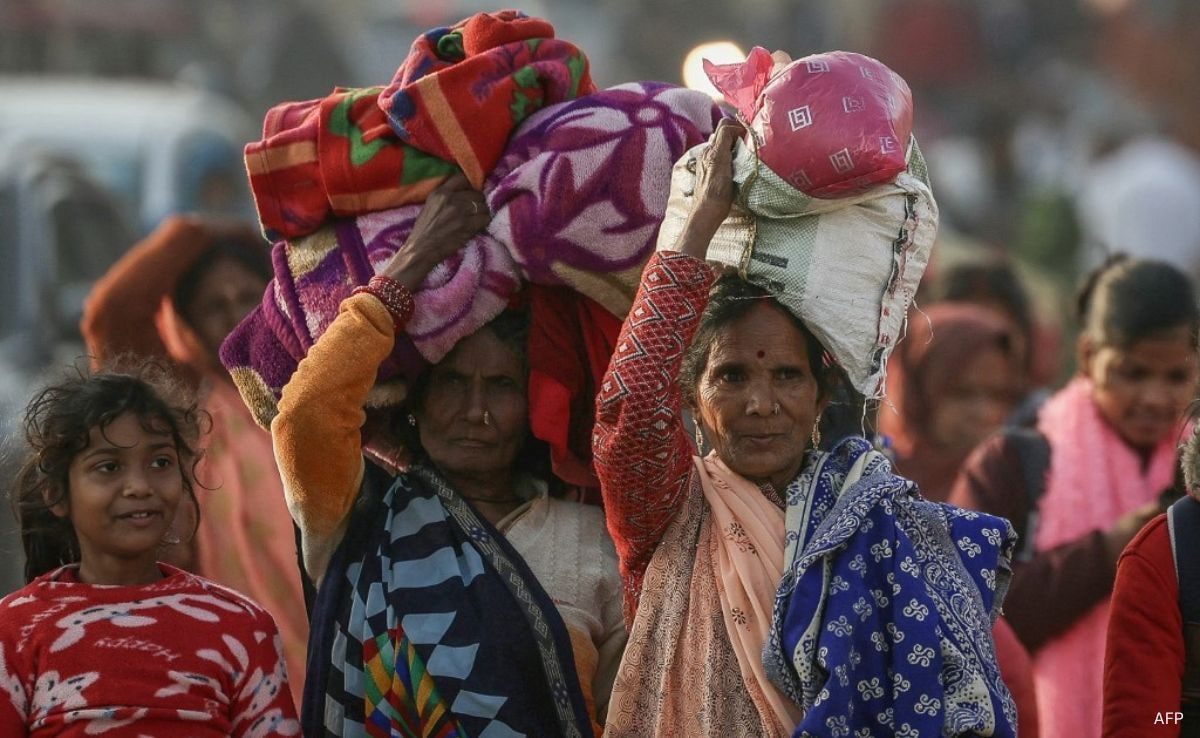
[
  {"left": 1082, "top": 0, "right": 1133, "bottom": 15},
  {"left": 682, "top": 41, "right": 746, "bottom": 101}
]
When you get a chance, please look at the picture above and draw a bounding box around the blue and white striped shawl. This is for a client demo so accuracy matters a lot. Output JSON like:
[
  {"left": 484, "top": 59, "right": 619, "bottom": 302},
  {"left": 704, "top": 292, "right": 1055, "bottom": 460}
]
[{"left": 303, "top": 462, "right": 593, "bottom": 737}]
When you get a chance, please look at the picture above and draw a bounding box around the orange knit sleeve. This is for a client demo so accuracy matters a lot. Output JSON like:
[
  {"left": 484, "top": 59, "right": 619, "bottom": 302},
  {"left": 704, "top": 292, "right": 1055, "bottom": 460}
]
[{"left": 271, "top": 292, "right": 395, "bottom": 558}]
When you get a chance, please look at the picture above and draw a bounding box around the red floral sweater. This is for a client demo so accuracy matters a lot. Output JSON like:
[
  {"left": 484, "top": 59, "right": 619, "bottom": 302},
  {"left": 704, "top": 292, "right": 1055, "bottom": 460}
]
[{"left": 0, "top": 564, "right": 299, "bottom": 737}]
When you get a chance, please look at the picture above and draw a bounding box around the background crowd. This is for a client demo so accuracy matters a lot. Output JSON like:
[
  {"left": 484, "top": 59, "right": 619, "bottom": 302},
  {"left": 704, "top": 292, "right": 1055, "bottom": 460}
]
[
  {"left": 2, "top": 1, "right": 1200, "bottom": 736},
  {"left": 5, "top": 1, "right": 1200, "bottom": 417}
]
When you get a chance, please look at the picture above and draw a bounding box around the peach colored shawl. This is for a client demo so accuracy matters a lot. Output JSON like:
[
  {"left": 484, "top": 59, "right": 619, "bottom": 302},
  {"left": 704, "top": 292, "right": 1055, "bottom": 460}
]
[
  {"left": 695, "top": 454, "right": 804, "bottom": 730},
  {"left": 196, "top": 379, "right": 309, "bottom": 706},
  {"left": 1032, "top": 377, "right": 1180, "bottom": 738}
]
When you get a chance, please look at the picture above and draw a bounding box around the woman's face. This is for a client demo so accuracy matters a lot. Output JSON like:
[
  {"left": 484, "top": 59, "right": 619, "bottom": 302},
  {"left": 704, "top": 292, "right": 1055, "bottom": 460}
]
[
  {"left": 1083, "top": 326, "right": 1198, "bottom": 449},
  {"left": 691, "top": 302, "right": 825, "bottom": 491},
  {"left": 183, "top": 256, "right": 266, "bottom": 363},
  {"left": 414, "top": 328, "right": 528, "bottom": 485},
  {"left": 928, "top": 346, "right": 1018, "bottom": 454}
]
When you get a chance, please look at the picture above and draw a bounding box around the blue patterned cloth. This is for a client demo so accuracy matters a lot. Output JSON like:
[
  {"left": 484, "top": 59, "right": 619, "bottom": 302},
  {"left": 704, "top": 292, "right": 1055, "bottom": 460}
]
[
  {"left": 303, "top": 462, "right": 594, "bottom": 737},
  {"left": 764, "top": 437, "right": 1018, "bottom": 737}
]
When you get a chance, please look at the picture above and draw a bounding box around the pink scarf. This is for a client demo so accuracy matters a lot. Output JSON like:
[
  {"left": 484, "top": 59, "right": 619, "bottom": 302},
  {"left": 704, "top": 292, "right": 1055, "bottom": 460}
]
[
  {"left": 194, "top": 379, "right": 309, "bottom": 710},
  {"left": 1032, "top": 377, "right": 1179, "bottom": 738},
  {"left": 695, "top": 455, "right": 804, "bottom": 732}
]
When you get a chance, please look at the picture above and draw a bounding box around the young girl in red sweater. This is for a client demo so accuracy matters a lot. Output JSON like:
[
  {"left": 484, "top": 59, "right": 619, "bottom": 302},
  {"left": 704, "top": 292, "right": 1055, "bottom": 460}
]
[{"left": 0, "top": 363, "right": 300, "bottom": 737}]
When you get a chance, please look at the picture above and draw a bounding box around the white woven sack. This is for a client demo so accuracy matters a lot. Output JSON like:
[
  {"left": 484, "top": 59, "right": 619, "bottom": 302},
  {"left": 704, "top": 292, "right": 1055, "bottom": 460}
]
[{"left": 656, "top": 134, "right": 937, "bottom": 399}]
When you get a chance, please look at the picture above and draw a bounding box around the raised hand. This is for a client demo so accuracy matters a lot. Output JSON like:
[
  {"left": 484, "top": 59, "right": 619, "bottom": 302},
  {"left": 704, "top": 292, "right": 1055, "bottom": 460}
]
[
  {"left": 381, "top": 173, "right": 491, "bottom": 291},
  {"left": 1103, "top": 500, "right": 1163, "bottom": 566},
  {"left": 674, "top": 117, "right": 746, "bottom": 258}
]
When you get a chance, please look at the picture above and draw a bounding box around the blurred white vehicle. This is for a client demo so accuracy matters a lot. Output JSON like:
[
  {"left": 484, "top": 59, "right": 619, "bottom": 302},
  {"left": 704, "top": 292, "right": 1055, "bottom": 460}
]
[
  {"left": 0, "top": 75, "right": 258, "bottom": 235},
  {"left": 0, "top": 77, "right": 258, "bottom": 594}
]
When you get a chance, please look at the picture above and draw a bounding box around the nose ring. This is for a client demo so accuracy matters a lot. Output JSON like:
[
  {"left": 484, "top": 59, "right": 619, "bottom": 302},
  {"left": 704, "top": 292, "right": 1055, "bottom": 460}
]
[
  {"left": 482, "top": 410, "right": 491, "bottom": 426},
  {"left": 772, "top": 402, "right": 780, "bottom": 416}
]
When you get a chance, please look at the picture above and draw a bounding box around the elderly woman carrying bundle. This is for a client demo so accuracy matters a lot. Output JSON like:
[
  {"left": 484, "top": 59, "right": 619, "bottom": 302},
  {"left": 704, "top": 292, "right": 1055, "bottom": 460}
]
[
  {"left": 274, "top": 175, "right": 625, "bottom": 737},
  {"left": 594, "top": 119, "right": 1019, "bottom": 736}
]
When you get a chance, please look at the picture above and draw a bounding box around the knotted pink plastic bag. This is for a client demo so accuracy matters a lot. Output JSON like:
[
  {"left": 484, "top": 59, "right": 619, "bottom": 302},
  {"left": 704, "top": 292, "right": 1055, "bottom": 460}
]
[{"left": 705, "top": 47, "right": 912, "bottom": 198}]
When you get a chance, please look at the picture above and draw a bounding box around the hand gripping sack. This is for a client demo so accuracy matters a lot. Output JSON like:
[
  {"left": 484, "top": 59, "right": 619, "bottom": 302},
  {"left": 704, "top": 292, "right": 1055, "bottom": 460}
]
[{"left": 656, "top": 134, "right": 937, "bottom": 399}]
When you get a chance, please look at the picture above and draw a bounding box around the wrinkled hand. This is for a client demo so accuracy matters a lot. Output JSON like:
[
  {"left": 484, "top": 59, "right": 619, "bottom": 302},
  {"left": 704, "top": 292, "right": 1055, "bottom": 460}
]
[
  {"left": 686, "top": 118, "right": 739, "bottom": 229},
  {"left": 681, "top": 118, "right": 746, "bottom": 246},
  {"left": 382, "top": 173, "right": 491, "bottom": 290},
  {"left": 1103, "top": 500, "right": 1163, "bottom": 566}
]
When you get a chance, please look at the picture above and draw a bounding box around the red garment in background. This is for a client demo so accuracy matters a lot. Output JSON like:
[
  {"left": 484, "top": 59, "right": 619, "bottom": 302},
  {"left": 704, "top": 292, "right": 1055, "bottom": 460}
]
[
  {"left": 1103, "top": 514, "right": 1185, "bottom": 738},
  {"left": 871, "top": 0, "right": 983, "bottom": 88},
  {"left": 527, "top": 285, "right": 622, "bottom": 500}
]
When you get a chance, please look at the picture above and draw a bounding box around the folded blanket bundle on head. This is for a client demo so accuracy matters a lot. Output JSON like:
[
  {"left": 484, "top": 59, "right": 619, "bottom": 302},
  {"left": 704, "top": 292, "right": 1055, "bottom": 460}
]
[
  {"left": 222, "top": 10, "right": 723, "bottom": 485},
  {"left": 226, "top": 15, "right": 931, "bottom": 486},
  {"left": 379, "top": 12, "right": 593, "bottom": 188},
  {"left": 245, "top": 10, "right": 594, "bottom": 242}
]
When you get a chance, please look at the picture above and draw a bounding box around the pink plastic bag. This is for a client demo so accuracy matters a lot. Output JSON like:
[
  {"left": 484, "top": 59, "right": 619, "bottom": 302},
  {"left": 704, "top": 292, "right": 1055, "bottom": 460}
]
[{"left": 705, "top": 47, "right": 913, "bottom": 198}]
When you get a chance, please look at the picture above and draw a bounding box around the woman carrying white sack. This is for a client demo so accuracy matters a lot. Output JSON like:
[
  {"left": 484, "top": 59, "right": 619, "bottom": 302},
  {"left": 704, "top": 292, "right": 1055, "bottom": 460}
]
[{"left": 595, "top": 49, "right": 1019, "bottom": 736}]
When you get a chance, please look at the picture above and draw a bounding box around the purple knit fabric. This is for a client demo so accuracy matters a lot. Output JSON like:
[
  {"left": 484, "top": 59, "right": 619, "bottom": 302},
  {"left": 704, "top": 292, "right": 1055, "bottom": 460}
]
[{"left": 220, "top": 82, "right": 722, "bottom": 428}]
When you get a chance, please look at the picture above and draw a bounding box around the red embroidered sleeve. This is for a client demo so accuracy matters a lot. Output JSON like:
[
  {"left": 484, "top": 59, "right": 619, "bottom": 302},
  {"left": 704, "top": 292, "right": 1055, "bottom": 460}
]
[{"left": 593, "top": 251, "right": 714, "bottom": 619}]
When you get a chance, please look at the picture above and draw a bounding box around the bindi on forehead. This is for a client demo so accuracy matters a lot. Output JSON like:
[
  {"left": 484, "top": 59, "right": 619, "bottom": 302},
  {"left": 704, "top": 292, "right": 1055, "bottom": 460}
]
[{"left": 757, "top": 350, "right": 766, "bottom": 359}]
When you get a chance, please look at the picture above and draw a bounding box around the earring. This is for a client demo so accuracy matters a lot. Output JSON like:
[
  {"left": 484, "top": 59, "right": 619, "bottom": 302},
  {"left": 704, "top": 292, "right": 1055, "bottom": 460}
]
[
  {"left": 407, "top": 414, "right": 417, "bottom": 427},
  {"left": 694, "top": 424, "right": 705, "bottom": 452},
  {"left": 483, "top": 410, "right": 492, "bottom": 426},
  {"left": 810, "top": 423, "right": 822, "bottom": 449}
]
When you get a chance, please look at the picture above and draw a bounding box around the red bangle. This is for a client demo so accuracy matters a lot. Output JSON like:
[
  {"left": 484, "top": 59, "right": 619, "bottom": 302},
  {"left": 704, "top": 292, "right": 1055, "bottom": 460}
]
[{"left": 352, "top": 275, "right": 415, "bottom": 332}]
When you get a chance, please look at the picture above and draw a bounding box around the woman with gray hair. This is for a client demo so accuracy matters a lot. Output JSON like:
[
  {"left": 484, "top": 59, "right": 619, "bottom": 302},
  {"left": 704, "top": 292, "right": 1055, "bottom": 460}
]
[{"left": 274, "top": 175, "right": 625, "bottom": 737}]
